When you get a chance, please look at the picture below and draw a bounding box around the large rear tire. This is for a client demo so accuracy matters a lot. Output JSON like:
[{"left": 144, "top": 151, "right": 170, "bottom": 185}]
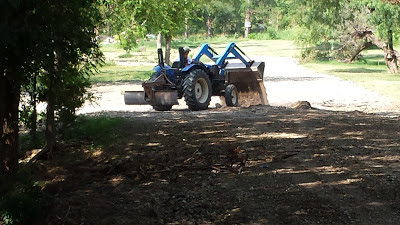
[{"left": 183, "top": 69, "right": 212, "bottom": 111}]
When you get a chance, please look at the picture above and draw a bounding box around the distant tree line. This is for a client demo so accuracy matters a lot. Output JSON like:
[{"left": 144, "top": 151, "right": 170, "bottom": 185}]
[{"left": 100, "top": 0, "right": 400, "bottom": 72}]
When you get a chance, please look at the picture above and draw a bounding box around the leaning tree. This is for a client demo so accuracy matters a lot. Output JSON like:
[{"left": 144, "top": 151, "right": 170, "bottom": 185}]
[{"left": 293, "top": 0, "right": 400, "bottom": 73}]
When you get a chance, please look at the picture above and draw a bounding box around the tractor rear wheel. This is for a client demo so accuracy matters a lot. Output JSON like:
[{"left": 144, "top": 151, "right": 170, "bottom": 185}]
[
  {"left": 225, "top": 84, "right": 239, "bottom": 106},
  {"left": 183, "top": 69, "right": 212, "bottom": 111}
]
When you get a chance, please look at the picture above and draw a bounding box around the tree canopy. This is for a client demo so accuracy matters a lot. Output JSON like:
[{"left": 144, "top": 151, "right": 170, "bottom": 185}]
[
  {"left": 0, "top": 0, "right": 102, "bottom": 174},
  {"left": 287, "top": 0, "right": 399, "bottom": 72}
]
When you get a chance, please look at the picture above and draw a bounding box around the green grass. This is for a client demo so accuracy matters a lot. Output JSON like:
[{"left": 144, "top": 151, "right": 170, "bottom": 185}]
[
  {"left": 99, "top": 42, "right": 123, "bottom": 52},
  {"left": 92, "top": 65, "right": 153, "bottom": 83},
  {"left": 303, "top": 55, "right": 400, "bottom": 100}
]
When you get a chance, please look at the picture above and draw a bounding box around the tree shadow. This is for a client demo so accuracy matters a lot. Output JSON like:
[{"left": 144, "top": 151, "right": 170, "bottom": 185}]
[
  {"left": 330, "top": 68, "right": 385, "bottom": 73},
  {"left": 30, "top": 106, "right": 400, "bottom": 225}
]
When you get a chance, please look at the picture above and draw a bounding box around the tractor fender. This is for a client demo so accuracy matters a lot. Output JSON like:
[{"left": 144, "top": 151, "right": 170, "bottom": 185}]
[
  {"left": 182, "top": 63, "right": 209, "bottom": 74},
  {"left": 152, "top": 65, "right": 172, "bottom": 74},
  {"left": 152, "top": 65, "right": 177, "bottom": 82}
]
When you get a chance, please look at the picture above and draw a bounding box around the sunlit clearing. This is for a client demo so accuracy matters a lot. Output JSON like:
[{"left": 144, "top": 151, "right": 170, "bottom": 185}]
[
  {"left": 199, "top": 130, "right": 227, "bottom": 135},
  {"left": 221, "top": 137, "right": 237, "bottom": 142},
  {"left": 254, "top": 121, "right": 275, "bottom": 125},
  {"left": 298, "top": 178, "right": 362, "bottom": 188},
  {"left": 342, "top": 131, "right": 364, "bottom": 140},
  {"left": 158, "top": 130, "right": 169, "bottom": 136},
  {"left": 326, "top": 178, "right": 363, "bottom": 186},
  {"left": 367, "top": 202, "right": 386, "bottom": 206},
  {"left": 109, "top": 175, "right": 125, "bottom": 186},
  {"left": 343, "top": 131, "right": 364, "bottom": 136},
  {"left": 371, "top": 156, "right": 400, "bottom": 162},
  {"left": 91, "top": 149, "right": 102, "bottom": 157},
  {"left": 146, "top": 142, "right": 161, "bottom": 147},
  {"left": 311, "top": 166, "right": 348, "bottom": 175},
  {"left": 272, "top": 168, "right": 310, "bottom": 174},
  {"left": 219, "top": 207, "right": 241, "bottom": 221},
  {"left": 237, "top": 132, "right": 307, "bottom": 140}
]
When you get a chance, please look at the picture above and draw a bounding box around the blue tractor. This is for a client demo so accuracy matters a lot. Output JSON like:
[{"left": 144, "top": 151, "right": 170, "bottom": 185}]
[{"left": 124, "top": 42, "right": 267, "bottom": 111}]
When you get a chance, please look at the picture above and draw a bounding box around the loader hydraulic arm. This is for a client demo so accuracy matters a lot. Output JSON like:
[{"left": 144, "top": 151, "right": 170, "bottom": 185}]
[
  {"left": 215, "top": 42, "right": 254, "bottom": 67},
  {"left": 192, "top": 43, "right": 219, "bottom": 62},
  {"left": 192, "top": 42, "right": 254, "bottom": 68}
]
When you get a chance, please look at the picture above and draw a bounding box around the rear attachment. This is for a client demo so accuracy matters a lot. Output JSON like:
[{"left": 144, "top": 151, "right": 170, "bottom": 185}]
[
  {"left": 124, "top": 73, "right": 179, "bottom": 108},
  {"left": 225, "top": 61, "right": 268, "bottom": 107},
  {"left": 124, "top": 90, "right": 178, "bottom": 106}
]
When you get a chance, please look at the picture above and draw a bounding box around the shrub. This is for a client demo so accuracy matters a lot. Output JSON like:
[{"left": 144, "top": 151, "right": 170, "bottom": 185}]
[
  {"left": 0, "top": 171, "right": 43, "bottom": 225},
  {"left": 61, "top": 115, "right": 125, "bottom": 147}
]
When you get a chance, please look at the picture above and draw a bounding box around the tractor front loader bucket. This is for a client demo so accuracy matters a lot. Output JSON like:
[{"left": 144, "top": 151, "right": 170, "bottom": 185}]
[{"left": 225, "top": 61, "right": 268, "bottom": 107}]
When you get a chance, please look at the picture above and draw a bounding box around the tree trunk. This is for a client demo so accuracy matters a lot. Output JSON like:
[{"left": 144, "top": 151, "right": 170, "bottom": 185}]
[
  {"left": 350, "top": 29, "right": 399, "bottom": 73},
  {"left": 45, "top": 50, "right": 59, "bottom": 156},
  {"left": 244, "top": 3, "right": 251, "bottom": 38},
  {"left": 206, "top": 17, "right": 212, "bottom": 38},
  {"left": 30, "top": 73, "right": 38, "bottom": 138},
  {"left": 347, "top": 41, "right": 373, "bottom": 63},
  {"left": 184, "top": 17, "right": 189, "bottom": 39},
  {"left": 385, "top": 30, "right": 398, "bottom": 73},
  {"left": 45, "top": 76, "right": 56, "bottom": 155},
  {"left": 157, "top": 33, "right": 162, "bottom": 49},
  {"left": 0, "top": 75, "right": 20, "bottom": 175},
  {"left": 165, "top": 35, "right": 172, "bottom": 65}
]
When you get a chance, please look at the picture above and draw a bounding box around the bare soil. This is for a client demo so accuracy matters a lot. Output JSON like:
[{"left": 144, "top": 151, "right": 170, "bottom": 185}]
[{"left": 32, "top": 56, "right": 400, "bottom": 224}]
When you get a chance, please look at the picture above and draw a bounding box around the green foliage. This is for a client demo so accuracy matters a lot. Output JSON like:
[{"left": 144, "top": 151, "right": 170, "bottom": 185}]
[
  {"left": 248, "top": 28, "right": 278, "bottom": 40},
  {"left": 18, "top": 133, "right": 45, "bottom": 157},
  {"left": 365, "top": 0, "right": 400, "bottom": 41},
  {"left": 292, "top": 0, "right": 400, "bottom": 60},
  {"left": 117, "top": 27, "right": 146, "bottom": 53},
  {"left": 0, "top": 171, "right": 43, "bottom": 225},
  {"left": 247, "top": 27, "right": 301, "bottom": 41},
  {"left": 61, "top": 116, "right": 125, "bottom": 147},
  {"left": 190, "top": 0, "right": 243, "bottom": 36},
  {"left": 118, "top": 53, "right": 133, "bottom": 58}
]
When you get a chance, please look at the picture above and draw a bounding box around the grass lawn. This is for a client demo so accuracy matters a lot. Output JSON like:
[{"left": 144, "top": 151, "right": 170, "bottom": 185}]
[
  {"left": 92, "top": 65, "right": 153, "bottom": 83},
  {"left": 303, "top": 48, "right": 400, "bottom": 100}
]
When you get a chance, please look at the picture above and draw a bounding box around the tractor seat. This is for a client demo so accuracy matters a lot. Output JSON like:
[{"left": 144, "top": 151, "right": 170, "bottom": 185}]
[{"left": 171, "top": 61, "right": 181, "bottom": 68}]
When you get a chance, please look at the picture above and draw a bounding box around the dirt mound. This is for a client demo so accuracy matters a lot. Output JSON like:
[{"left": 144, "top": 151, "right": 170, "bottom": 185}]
[{"left": 292, "top": 101, "right": 313, "bottom": 109}]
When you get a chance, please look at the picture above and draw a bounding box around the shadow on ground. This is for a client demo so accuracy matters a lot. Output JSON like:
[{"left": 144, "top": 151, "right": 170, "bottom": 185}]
[{"left": 32, "top": 106, "right": 400, "bottom": 225}]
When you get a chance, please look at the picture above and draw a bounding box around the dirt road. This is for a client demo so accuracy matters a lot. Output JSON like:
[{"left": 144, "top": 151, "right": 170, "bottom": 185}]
[{"left": 78, "top": 56, "right": 399, "bottom": 115}]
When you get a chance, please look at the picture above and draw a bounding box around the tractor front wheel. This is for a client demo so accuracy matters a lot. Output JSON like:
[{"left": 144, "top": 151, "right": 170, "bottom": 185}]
[
  {"left": 225, "top": 84, "right": 239, "bottom": 106},
  {"left": 183, "top": 69, "right": 212, "bottom": 111}
]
